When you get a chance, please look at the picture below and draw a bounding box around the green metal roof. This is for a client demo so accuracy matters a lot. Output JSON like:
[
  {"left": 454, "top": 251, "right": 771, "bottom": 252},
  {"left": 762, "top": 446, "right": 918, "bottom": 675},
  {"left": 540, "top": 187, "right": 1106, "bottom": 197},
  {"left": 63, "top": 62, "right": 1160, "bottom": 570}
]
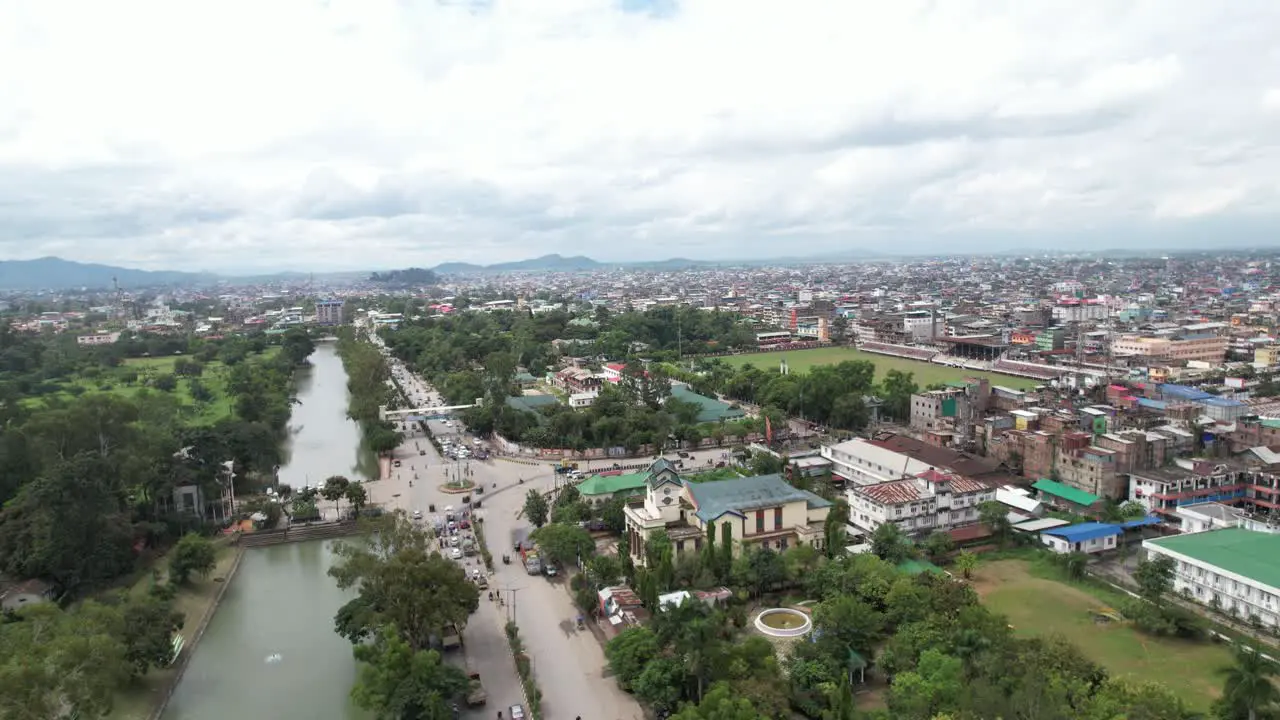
[
  {"left": 1147, "top": 528, "right": 1280, "bottom": 591},
  {"left": 577, "top": 472, "right": 648, "bottom": 497},
  {"left": 669, "top": 385, "right": 746, "bottom": 424},
  {"left": 1032, "top": 478, "right": 1100, "bottom": 507},
  {"left": 1262, "top": 419, "right": 1280, "bottom": 430},
  {"left": 504, "top": 394, "right": 560, "bottom": 417}
]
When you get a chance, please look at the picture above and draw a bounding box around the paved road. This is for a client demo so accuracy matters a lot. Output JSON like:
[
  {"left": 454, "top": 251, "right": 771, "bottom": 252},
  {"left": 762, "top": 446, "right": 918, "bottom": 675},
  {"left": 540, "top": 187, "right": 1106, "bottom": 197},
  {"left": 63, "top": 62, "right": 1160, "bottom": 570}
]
[{"left": 368, "top": 360, "right": 644, "bottom": 720}]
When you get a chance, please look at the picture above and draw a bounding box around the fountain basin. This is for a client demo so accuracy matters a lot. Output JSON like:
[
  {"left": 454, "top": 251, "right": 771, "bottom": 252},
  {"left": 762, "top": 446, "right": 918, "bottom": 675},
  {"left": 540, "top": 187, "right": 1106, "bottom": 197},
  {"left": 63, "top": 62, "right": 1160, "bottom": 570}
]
[{"left": 754, "top": 608, "right": 812, "bottom": 638}]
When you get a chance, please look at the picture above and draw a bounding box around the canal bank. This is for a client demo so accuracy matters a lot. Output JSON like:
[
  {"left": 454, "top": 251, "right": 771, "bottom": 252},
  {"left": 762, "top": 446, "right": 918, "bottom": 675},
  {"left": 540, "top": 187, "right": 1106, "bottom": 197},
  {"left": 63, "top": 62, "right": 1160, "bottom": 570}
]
[{"left": 159, "top": 343, "right": 374, "bottom": 720}]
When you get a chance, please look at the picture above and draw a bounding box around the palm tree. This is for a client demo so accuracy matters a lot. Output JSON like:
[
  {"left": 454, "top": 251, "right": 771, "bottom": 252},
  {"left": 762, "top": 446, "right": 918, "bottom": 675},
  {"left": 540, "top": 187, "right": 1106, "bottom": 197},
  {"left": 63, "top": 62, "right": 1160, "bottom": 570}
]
[{"left": 1219, "top": 643, "right": 1280, "bottom": 720}]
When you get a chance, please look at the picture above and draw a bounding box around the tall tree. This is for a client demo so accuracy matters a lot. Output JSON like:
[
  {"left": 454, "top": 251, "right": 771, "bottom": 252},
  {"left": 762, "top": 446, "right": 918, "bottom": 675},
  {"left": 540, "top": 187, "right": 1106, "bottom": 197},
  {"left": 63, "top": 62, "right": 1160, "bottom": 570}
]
[
  {"left": 168, "top": 533, "right": 217, "bottom": 585},
  {"left": 523, "top": 489, "right": 549, "bottom": 528},
  {"left": 1219, "top": 644, "right": 1280, "bottom": 720},
  {"left": 0, "top": 603, "right": 129, "bottom": 720},
  {"left": 322, "top": 475, "right": 351, "bottom": 518},
  {"left": 350, "top": 625, "right": 468, "bottom": 720},
  {"left": 330, "top": 515, "right": 480, "bottom": 650}
]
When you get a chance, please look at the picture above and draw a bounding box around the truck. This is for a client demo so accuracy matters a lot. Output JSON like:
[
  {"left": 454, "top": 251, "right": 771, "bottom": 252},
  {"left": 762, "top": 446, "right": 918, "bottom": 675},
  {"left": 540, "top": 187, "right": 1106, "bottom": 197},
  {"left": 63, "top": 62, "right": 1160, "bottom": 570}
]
[
  {"left": 440, "top": 622, "right": 462, "bottom": 651},
  {"left": 462, "top": 536, "right": 477, "bottom": 556},
  {"left": 466, "top": 670, "right": 487, "bottom": 706},
  {"left": 519, "top": 545, "right": 542, "bottom": 575}
]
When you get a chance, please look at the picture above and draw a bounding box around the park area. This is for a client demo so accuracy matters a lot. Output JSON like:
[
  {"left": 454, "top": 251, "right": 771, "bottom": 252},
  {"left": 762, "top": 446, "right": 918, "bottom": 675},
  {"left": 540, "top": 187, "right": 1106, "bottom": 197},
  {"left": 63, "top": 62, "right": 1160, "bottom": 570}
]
[
  {"left": 21, "top": 349, "right": 278, "bottom": 425},
  {"left": 717, "top": 347, "right": 1039, "bottom": 389},
  {"left": 972, "top": 559, "right": 1231, "bottom": 710}
]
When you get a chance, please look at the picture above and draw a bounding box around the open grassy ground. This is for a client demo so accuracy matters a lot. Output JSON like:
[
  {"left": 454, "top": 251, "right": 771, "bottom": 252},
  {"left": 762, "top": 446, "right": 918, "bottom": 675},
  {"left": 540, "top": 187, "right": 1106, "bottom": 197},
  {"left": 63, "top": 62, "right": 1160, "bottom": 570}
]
[
  {"left": 107, "top": 543, "right": 240, "bottom": 720},
  {"left": 972, "top": 559, "right": 1230, "bottom": 710},
  {"left": 21, "top": 348, "right": 279, "bottom": 425},
  {"left": 717, "top": 347, "right": 1039, "bottom": 389}
]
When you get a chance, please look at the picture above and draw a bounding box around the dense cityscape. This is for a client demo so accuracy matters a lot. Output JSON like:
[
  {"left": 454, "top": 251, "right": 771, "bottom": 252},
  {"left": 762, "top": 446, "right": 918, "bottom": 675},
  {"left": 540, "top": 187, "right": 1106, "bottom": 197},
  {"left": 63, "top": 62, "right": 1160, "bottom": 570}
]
[
  {"left": 3, "top": 249, "right": 1280, "bottom": 719},
  {"left": 6, "top": 0, "right": 1280, "bottom": 718}
]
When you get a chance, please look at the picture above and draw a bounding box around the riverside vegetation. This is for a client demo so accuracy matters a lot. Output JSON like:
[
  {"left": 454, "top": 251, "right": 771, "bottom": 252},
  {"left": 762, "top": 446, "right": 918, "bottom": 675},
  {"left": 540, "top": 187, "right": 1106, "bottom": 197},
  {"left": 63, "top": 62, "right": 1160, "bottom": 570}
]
[{"left": 0, "top": 323, "right": 317, "bottom": 717}]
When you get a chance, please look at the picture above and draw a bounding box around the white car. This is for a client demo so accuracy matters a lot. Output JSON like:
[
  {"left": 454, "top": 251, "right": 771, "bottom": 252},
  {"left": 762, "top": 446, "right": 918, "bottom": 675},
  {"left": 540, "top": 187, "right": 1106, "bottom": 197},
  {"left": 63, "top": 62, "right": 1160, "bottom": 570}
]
[
  {"left": 412, "top": 510, "right": 423, "bottom": 520},
  {"left": 509, "top": 705, "right": 526, "bottom": 720},
  {"left": 450, "top": 548, "right": 462, "bottom": 560}
]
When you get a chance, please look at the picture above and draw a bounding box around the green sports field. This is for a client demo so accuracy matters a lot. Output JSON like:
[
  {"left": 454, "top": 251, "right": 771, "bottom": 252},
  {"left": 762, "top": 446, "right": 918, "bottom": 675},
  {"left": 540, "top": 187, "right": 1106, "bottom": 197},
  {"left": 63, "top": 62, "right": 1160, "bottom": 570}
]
[
  {"left": 717, "top": 347, "right": 1040, "bottom": 389},
  {"left": 975, "top": 560, "right": 1228, "bottom": 710}
]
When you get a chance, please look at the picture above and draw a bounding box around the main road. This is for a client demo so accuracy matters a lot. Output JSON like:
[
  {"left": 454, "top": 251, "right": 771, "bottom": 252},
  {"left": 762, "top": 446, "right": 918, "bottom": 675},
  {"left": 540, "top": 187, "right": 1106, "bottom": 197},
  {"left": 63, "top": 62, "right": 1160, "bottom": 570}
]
[{"left": 366, "top": 360, "right": 644, "bottom": 720}]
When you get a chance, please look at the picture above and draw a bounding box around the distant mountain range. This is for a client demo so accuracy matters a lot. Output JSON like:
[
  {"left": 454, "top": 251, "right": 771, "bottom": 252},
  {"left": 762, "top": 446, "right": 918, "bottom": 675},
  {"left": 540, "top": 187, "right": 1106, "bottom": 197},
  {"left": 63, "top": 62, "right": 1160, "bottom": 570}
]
[
  {"left": 0, "top": 257, "right": 214, "bottom": 291},
  {"left": 0, "top": 250, "right": 896, "bottom": 290}
]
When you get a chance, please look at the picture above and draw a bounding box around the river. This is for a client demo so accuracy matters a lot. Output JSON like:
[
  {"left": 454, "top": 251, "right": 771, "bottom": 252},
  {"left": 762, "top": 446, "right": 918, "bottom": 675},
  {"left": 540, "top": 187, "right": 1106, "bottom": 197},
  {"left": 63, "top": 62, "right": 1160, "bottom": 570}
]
[
  {"left": 278, "top": 342, "right": 378, "bottom": 490},
  {"left": 161, "top": 343, "right": 372, "bottom": 720}
]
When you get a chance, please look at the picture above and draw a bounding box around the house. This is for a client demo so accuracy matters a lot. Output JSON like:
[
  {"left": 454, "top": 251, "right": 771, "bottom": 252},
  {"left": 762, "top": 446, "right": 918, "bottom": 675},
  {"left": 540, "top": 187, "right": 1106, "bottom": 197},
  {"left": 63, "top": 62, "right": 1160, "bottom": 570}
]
[
  {"left": 597, "top": 586, "right": 649, "bottom": 635},
  {"left": 996, "top": 485, "right": 1043, "bottom": 516},
  {"left": 622, "top": 459, "right": 833, "bottom": 567},
  {"left": 577, "top": 472, "right": 648, "bottom": 506},
  {"left": 1040, "top": 522, "right": 1122, "bottom": 555},
  {"left": 1032, "top": 478, "right": 1102, "bottom": 514},
  {"left": 845, "top": 468, "right": 995, "bottom": 537},
  {"left": 1143, "top": 528, "right": 1280, "bottom": 627},
  {"left": 1175, "top": 502, "right": 1280, "bottom": 535},
  {"left": 0, "top": 577, "right": 55, "bottom": 613},
  {"left": 1128, "top": 460, "right": 1251, "bottom": 522},
  {"left": 821, "top": 438, "right": 935, "bottom": 486}
]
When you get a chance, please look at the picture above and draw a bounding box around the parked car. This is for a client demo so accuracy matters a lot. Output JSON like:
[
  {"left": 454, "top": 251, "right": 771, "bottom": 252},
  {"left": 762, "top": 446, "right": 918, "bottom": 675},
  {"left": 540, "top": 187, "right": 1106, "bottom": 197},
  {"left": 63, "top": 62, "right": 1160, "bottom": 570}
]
[
  {"left": 450, "top": 548, "right": 462, "bottom": 560},
  {"left": 509, "top": 705, "right": 526, "bottom": 720}
]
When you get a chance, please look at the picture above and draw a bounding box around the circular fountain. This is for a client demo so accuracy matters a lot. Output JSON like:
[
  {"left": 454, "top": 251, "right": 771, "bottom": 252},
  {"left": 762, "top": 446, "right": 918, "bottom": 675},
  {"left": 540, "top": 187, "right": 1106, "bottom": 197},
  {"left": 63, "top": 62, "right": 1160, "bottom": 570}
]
[{"left": 754, "top": 608, "right": 812, "bottom": 638}]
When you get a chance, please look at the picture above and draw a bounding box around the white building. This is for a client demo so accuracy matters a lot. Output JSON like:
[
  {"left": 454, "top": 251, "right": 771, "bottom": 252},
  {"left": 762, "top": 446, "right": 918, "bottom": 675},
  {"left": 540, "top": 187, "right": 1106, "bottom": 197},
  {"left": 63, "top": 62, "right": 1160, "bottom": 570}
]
[
  {"left": 77, "top": 331, "right": 121, "bottom": 346},
  {"left": 569, "top": 391, "right": 598, "bottom": 409},
  {"left": 1175, "top": 502, "right": 1280, "bottom": 535},
  {"left": 821, "top": 438, "right": 935, "bottom": 486},
  {"left": 846, "top": 469, "right": 995, "bottom": 536},
  {"left": 1144, "top": 528, "right": 1280, "bottom": 627},
  {"left": 1039, "top": 522, "right": 1121, "bottom": 555}
]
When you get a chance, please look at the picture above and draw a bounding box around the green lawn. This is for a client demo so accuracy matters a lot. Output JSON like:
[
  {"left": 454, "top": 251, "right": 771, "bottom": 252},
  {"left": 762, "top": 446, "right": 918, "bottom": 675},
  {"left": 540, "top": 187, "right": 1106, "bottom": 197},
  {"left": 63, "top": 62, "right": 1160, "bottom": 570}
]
[
  {"left": 973, "top": 560, "right": 1229, "bottom": 710},
  {"left": 717, "top": 347, "right": 1039, "bottom": 389},
  {"left": 21, "top": 348, "right": 280, "bottom": 425}
]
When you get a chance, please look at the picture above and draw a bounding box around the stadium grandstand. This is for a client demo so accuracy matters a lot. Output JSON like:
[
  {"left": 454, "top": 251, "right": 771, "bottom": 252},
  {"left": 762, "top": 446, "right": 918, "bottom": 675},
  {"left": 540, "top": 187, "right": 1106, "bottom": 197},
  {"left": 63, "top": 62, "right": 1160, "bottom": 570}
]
[{"left": 859, "top": 342, "right": 941, "bottom": 362}]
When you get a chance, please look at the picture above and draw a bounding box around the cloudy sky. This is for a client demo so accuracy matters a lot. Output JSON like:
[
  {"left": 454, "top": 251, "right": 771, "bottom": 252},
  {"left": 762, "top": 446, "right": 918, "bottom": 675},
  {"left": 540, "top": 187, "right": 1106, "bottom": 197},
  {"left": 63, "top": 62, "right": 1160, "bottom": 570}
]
[{"left": 2, "top": 0, "right": 1279, "bottom": 273}]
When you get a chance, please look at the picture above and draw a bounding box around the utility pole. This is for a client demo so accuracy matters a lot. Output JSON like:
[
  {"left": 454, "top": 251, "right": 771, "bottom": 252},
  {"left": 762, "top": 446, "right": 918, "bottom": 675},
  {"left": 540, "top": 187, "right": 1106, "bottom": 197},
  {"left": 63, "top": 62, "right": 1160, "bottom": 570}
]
[{"left": 506, "top": 587, "right": 523, "bottom": 624}]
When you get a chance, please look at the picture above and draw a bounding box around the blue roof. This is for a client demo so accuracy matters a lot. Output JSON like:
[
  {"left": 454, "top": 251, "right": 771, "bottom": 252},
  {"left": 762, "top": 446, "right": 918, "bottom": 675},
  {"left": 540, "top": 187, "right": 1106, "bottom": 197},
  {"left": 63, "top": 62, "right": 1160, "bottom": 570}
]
[
  {"left": 1159, "top": 383, "right": 1212, "bottom": 401},
  {"left": 1137, "top": 398, "right": 1167, "bottom": 410},
  {"left": 1042, "top": 522, "right": 1123, "bottom": 542},
  {"left": 685, "top": 473, "right": 831, "bottom": 523},
  {"left": 1200, "top": 397, "right": 1245, "bottom": 407},
  {"left": 1119, "top": 515, "right": 1162, "bottom": 529}
]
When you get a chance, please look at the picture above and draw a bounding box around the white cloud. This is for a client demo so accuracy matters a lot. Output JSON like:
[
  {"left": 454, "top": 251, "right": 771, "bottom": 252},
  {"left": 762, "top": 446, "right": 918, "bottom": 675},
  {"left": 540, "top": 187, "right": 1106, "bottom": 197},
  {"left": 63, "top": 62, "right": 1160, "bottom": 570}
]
[{"left": 1, "top": 0, "right": 1279, "bottom": 271}]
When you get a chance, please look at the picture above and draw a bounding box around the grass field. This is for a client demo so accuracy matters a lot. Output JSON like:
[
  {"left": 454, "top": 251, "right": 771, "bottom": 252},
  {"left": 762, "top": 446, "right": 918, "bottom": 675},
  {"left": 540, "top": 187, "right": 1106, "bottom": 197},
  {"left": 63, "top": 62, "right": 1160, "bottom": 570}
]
[
  {"left": 717, "top": 347, "right": 1040, "bottom": 389},
  {"left": 21, "top": 348, "right": 279, "bottom": 425},
  {"left": 973, "top": 559, "right": 1230, "bottom": 710}
]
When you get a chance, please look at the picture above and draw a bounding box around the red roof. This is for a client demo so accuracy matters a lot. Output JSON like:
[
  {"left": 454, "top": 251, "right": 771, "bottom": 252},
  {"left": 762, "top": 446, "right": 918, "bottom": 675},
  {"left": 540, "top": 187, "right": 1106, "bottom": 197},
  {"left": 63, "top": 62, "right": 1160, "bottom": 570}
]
[{"left": 860, "top": 479, "right": 922, "bottom": 504}]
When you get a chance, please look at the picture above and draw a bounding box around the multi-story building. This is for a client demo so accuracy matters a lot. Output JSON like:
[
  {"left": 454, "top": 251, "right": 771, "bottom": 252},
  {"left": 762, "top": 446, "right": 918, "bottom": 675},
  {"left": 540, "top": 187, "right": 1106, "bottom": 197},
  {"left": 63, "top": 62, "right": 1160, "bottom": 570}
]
[
  {"left": 1128, "top": 460, "right": 1251, "bottom": 521},
  {"left": 1112, "top": 334, "right": 1229, "bottom": 364},
  {"left": 315, "top": 299, "right": 344, "bottom": 326},
  {"left": 846, "top": 468, "right": 995, "bottom": 536},
  {"left": 821, "top": 438, "right": 935, "bottom": 486},
  {"left": 622, "top": 460, "right": 833, "bottom": 566},
  {"left": 1143, "top": 529, "right": 1280, "bottom": 628}
]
